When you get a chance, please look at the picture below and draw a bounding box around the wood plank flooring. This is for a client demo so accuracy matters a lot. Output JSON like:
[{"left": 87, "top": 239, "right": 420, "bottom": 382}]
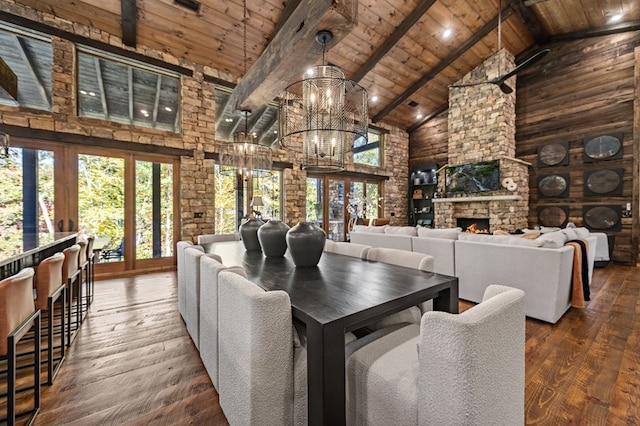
[{"left": 3, "top": 264, "right": 639, "bottom": 424}]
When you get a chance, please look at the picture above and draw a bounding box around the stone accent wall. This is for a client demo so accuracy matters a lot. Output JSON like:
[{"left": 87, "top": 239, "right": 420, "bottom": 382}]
[
  {"left": 437, "top": 50, "right": 529, "bottom": 232},
  {"left": 0, "top": 0, "right": 409, "bottom": 242}
]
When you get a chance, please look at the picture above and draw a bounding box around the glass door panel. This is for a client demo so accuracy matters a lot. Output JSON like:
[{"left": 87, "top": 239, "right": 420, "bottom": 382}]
[
  {"left": 215, "top": 165, "right": 239, "bottom": 234},
  {"left": 306, "top": 177, "right": 324, "bottom": 231},
  {"left": 366, "top": 182, "right": 380, "bottom": 220},
  {"left": 328, "top": 179, "right": 345, "bottom": 241},
  {"left": 77, "top": 154, "right": 125, "bottom": 262},
  {"left": 135, "top": 160, "right": 174, "bottom": 259},
  {"left": 252, "top": 169, "right": 281, "bottom": 221}
]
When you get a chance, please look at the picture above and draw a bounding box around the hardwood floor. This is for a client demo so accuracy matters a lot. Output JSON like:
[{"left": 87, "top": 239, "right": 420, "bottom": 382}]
[{"left": 3, "top": 264, "right": 639, "bottom": 424}]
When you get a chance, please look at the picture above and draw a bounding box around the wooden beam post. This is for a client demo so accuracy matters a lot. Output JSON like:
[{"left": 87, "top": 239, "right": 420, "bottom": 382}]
[
  {"left": 229, "top": 0, "right": 358, "bottom": 112},
  {"left": 0, "top": 56, "right": 18, "bottom": 100},
  {"left": 121, "top": 0, "right": 137, "bottom": 48}
]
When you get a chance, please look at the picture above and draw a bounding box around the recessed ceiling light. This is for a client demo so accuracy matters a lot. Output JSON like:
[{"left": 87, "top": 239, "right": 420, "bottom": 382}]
[
  {"left": 80, "top": 90, "right": 87, "bottom": 95},
  {"left": 225, "top": 118, "right": 233, "bottom": 123},
  {"left": 442, "top": 28, "right": 453, "bottom": 39},
  {"left": 273, "top": 130, "right": 278, "bottom": 134},
  {"left": 140, "top": 109, "right": 148, "bottom": 114},
  {"left": 371, "top": 95, "right": 379, "bottom": 102},
  {"left": 608, "top": 13, "right": 623, "bottom": 23},
  {"left": 88, "top": 91, "right": 96, "bottom": 97},
  {"left": 416, "top": 113, "right": 423, "bottom": 120},
  {"left": 164, "top": 106, "right": 172, "bottom": 112}
]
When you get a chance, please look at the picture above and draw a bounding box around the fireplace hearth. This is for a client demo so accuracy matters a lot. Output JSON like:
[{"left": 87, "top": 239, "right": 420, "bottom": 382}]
[{"left": 457, "top": 218, "right": 490, "bottom": 233}]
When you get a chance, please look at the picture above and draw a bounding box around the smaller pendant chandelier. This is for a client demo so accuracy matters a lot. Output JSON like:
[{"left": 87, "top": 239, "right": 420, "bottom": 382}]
[
  {"left": 221, "top": 109, "right": 272, "bottom": 176},
  {"left": 279, "top": 30, "right": 368, "bottom": 172}
]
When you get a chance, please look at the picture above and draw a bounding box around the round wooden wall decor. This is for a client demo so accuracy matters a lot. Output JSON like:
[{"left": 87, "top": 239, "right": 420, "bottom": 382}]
[
  {"left": 584, "top": 206, "right": 619, "bottom": 230},
  {"left": 538, "top": 175, "right": 568, "bottom": 197},
  {"left": 586, "top": 169, "right": 621, "bottom": 194},
  {"left": 538, "top": 143, "right": 568, "bottom": 166},
  {"left": 538, "top": 206, "right": 568, "bottom": 227},
  {"left": 584, "top": 135, "right": 622, "bottom": 160}
]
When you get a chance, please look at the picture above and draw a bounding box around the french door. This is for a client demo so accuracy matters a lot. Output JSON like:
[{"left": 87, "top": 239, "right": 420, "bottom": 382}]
[{"left": 2, "top": 138, "right": 180, "bottom": 276}]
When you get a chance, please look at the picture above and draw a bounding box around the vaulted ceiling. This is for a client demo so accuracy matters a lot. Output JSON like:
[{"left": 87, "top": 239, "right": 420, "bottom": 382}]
[{"left": 4, "top": 0, "right": 640, "bottom": 135}]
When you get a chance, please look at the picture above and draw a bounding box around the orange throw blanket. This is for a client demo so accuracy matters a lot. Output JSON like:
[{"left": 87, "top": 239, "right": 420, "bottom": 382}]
[{"left": 566, "top": 240, "right": 589, "bottom": 308}]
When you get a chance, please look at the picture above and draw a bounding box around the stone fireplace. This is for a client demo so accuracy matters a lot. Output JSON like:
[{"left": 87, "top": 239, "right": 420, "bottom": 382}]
[{"left": 433, "top": 50, "right": 529, "bottom": 232}]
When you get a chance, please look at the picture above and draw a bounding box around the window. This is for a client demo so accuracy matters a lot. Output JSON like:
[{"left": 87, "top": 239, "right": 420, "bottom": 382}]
[
  {"left": 214, "top": 165, "right": 238, "bottom": 234},
  {"left": 0, "top": 24, "right": 52, "bottom": 111},
  {"left": 353, "top": 129, "right": 383, "bottom": 167},
  {"left": 77, "top": 47, "right": 181, "bottom": 132}
]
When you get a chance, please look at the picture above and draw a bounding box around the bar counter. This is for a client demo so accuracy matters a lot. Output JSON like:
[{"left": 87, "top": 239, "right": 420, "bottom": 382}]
[{"left": 0, "top": 231, "right": 78, "bottom": 279}]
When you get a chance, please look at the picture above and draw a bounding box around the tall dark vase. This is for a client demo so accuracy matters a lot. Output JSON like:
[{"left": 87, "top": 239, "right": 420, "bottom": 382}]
[
  {"left": 286, "top": 222, "right": 326, "bottom": 267},
  {"left": 239, "top": 218, "right": 264, "bottom": 251},
  {"left": 257, "top": 220, "right": 290, "bottom": 257}
]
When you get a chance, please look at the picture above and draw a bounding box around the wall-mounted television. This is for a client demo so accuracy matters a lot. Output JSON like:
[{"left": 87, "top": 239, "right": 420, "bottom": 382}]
[{"left": 445, "top": 160, "right": 500, "bottom": 195}]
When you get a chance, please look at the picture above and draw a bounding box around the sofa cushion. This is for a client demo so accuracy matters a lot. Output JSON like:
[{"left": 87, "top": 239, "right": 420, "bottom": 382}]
[
  {"left": 416, "top": 227, "right": 460, "bottom": 240},
  {"left": 384, "top": 226, "right": 418, "bottom": 236},
  {"left": 458, "top": 232, "right": 543, "bottom": 247},
  {"left": 353, "top": 224, "right": 386, "bottom": 233},
  {"left": 573, "top": 227, "right": 590, "bottom": 239},
  {"left": 536, "top": 231, "right": 568, "bottom": 248}
]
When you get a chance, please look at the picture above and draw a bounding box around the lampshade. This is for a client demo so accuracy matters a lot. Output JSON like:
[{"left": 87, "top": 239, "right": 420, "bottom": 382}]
[
  {"left": 279, "top": 31, "right": 368, "bottom": 172},
  {"left": 250, "top": 196, "right": 264, "bottom": 207}
]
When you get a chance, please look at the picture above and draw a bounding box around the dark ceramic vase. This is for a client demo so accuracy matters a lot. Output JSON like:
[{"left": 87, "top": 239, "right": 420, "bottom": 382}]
[
  {"left": 257, "top": 220, "right": 290, "bottom": 257},
  {"left": 286, "top": 221, "right": 326, "bottom": 267},
  {"left": 239, "top": 218, "right": 265, "bottom": 251}
]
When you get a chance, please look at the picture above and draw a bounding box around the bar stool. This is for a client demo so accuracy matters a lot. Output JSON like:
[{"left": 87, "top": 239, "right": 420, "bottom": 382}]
[
  {"left": 77, "top": 240, "right": 89, "bottom": 323},
  {"left": 85, "top": 236, "right": 95, "bottom": 305},
  {"left": 34, "top": 252, "right": 66, "bottom": 385},
  {"left": 62, "top": 244, "right": 81, "bottom": 347},
  {"left": 0, "top": 267, "right": 41, "bottom": 426}
]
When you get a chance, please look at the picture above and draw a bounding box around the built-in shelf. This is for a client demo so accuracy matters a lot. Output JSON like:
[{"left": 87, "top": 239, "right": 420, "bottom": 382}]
[{"left": 432, "top": 195, "right": 522, "bottom": 203}]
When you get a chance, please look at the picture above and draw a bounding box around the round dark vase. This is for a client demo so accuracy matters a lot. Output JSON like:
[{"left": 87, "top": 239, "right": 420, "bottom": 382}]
[
  {"left": 257, "top": 220, "right": 290, "bottom": 257},
  {"left": 286, "top": 221, "right": 326, "bottom": 267},
  {"left": 239, "top": 218, "right": 265, "bottom": 251}
]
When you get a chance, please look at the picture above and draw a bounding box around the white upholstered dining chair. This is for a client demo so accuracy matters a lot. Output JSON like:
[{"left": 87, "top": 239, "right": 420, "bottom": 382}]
[
  {"left": 217, "top": 270, "right": 308, "bottom": 426},
  {"left": 198, "top": 255, "right": 246, "bottom": 391},
  {"left": 346, "top": 285, "right": 526, "bottom": 426},
  {"left": 183, "top": 247, "right": 221, "bottom": 350},
  {"left": 196, "top": 233, "right": 240, "bottom": 245},
  {"left": 324, "top": 240, "right": 371, "bottom": 259}
]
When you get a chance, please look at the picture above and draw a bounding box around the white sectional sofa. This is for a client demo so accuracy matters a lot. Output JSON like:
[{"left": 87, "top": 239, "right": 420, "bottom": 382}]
[{"left": 349, "top": 225, "right": 600, "bottom": 324}]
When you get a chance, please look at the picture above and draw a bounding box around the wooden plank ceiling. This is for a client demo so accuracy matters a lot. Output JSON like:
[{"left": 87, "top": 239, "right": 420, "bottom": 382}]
[{"left": 5, "top": 0, "right": 640, "bottom": 133}]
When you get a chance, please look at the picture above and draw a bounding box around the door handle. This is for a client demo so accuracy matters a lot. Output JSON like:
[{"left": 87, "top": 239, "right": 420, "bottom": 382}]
[
  {"left": 68, "top": 219, "right": 74, "bottom": 231},
  {"left": 57, "top": 220, "right": 64, "bottom": 232}
]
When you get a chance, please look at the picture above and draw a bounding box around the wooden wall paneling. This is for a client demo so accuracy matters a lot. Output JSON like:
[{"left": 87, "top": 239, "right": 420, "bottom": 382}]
[
  {"left": 408, "top": 109, "right": 448, "bottom": 171},
  {"left": 515, "top": 32, "right": 640, "bottom": 264},
  {"left": 634, "top": 45, "right": 640, "bottom": 265}
]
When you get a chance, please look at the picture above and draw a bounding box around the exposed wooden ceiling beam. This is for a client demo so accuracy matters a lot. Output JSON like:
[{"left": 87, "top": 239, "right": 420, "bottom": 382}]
[
  {"left": 258, "top": 113, "right": 278, "bottom": 145},
  {"left": 0, "top": 56, "right": 17, "bottom": 100},
  {"left": 351, "top": 0, "right": 437, "bottom": 83},
  {"left": 271, "top": 0, "right": 303, "bottom": 41},
  {"left": 12, "top": 35, "right": 51, "bottom": 109},
  {"left": 229, "top": 0, "right": 358, "bottom": 113},
  {"left": 121, "top": 0, "right": 137, "bottom": 48},
  {"left": 373, "top": 6, "right": 514, "bottom": 123},
  {"left": 407, "top": 102, "right": 448, "bottom": 133},
  {"left": 509, "top": 0, "right": 548, "bottom": 45},
  {"left": 152, "top": 74, "right": 162, "bottom": 127},
  {"left": 548, "top": 20, "right": 640, "bottom": 42}
]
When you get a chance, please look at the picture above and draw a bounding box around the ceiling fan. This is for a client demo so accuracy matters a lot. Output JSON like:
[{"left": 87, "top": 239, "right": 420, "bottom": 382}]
[{"left": 449, "top": 0, "right": 550, "bottom": 94}]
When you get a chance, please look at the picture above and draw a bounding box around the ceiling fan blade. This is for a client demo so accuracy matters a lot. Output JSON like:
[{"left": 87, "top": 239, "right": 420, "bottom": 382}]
[
  {"left": 492, "top": 48, "right": 550, "bottom": 84},
  {"left": 498, "top": 82, "right": 513, "bottom": 94}
]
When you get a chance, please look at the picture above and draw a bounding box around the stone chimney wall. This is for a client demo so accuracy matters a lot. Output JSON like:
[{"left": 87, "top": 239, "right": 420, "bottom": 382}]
[{"left": 435, "top": 50, "right": 529, "bottom": 232}]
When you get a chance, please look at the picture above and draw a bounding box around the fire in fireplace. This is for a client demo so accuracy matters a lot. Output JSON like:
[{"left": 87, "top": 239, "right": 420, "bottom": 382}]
[{"left": 457, "top": 218, "right": 490, "bottom": 233}]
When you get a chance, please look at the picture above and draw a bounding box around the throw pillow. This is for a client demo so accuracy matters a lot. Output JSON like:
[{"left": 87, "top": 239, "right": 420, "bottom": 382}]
[{"left": 536, "top": 231, "right": 567, "bottom": 248}]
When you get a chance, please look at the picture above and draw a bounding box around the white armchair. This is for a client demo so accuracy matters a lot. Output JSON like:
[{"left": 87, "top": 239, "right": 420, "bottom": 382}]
[
  {"left": 218, "top": 270, "right": 307, "bottom": 426},
  {"left": 366, "top": 247, "right": 435, "bottom": 326},
  {"left": 198, "top": 255, "right": 246, "bottom": 391},
  {"left": 325, "top": 241, "right": 371, "bottom": 259},
  {"left": 346, "top": 285, "right": 526, "bottom": 426},
  {"left": 183, "top": 247, "right": 221, "bottom": 350}
]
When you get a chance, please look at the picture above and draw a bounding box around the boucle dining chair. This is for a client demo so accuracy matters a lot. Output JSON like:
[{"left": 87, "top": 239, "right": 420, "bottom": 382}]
[
  {"left": 218, "top": 270, "right": 307, "bottom": 426},
  {"left": 196, "top": 233, "right": 240, "bottom": 245},
  {"left": 366, "top": 247, "right": 436, "bottom": 328},
  {"left": 34, "top": 252, "right": 66, "bottom": 385},
  {"left": 183, "top": 247, "right": 222, "bottom": 350},
  {"left": 176, "top": 240, "right": 196, "bottom": 320},
  {"left": 346, "top": 285, "right": 525, "bottom": 426},
  {"left": 61, "top": 244, "right": 81, "bottom": 346},
  {"left": 0, "top": 267, "right": 41, "bottom": 426},
  {"left": 325, "top": 241, "right": 371, "bottom": 259},
  {"left": 198, "top": 256, "right": 246, "bottom": 391},
  {"left": 84, "top": 236, "right": 95, "bottom": 305}
]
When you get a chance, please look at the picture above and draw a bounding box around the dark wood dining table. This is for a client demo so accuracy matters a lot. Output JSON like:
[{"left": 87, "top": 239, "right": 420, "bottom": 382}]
[{"left": 206, "top": 241, "right": 459, "bottom": 426}]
